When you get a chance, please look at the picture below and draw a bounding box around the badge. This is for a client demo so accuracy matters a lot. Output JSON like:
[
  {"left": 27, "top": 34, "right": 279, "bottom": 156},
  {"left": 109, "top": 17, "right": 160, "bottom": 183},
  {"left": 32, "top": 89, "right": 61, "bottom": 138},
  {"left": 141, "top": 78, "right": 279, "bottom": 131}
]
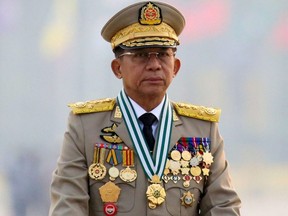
[
  {"left": 103, "top": 203, "right": 118, "bottom": 216},
  {"left": 99, "top": 181, "right": 121, "bottom": 203},
  {"left": 180, "top": 191, "right": 195, "bottom": 207},
  {"left": 100, "top": 123, "right": 123, "bottom": 144},
  {"left": 146, "top": 175, "right": 166, "bottom": 209},
  {"left": 139, "top": 2, "right": 162, "bottom": 25}
]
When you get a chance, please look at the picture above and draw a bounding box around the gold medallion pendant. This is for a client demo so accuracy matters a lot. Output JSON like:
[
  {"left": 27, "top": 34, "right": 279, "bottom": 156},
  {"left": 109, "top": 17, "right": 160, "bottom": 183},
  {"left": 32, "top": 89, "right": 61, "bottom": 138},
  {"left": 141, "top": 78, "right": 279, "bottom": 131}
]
[
  {"left": 119, "top": 167, "right": 137, "bottom": 182},
  {"left": 146, "top": 175, "right": 166, "bottom": 209},
  {"left": 88, "top": 163, "right": 107, "bottom": 180},
  {"left": 108, "top": 166, "right": 120, "bottom": 181}
]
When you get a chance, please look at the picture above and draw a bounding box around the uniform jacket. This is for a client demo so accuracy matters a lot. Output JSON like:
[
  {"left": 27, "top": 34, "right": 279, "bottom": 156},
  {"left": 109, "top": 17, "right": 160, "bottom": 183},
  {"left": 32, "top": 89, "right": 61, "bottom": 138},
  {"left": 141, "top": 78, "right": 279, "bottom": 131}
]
[{"left": 49, "top": 99, "right": 241, "bottom": 216}]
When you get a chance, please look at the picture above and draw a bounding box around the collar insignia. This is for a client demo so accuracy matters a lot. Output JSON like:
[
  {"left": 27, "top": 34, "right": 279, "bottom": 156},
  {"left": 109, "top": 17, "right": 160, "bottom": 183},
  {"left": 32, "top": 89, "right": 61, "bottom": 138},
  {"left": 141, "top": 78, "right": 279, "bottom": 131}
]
[{"left": 139, "top": 2, "right": 162, "bottom": 25}]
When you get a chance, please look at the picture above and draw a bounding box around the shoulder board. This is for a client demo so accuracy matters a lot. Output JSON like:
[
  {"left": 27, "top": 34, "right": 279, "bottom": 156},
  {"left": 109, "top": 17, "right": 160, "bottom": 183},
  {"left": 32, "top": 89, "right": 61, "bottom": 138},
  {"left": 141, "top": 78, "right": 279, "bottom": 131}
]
[
  {"left": 173, "top": 102, "right": 221, "bottom": 122},
  {"left": 68, "top": 98, "right": 116, "bottom": 114}
]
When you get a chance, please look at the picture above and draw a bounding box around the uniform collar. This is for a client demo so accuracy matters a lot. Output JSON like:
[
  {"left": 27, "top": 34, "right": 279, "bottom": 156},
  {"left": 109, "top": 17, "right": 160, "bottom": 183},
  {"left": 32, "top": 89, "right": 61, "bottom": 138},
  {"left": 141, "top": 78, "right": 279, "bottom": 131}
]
[{"left": 128, "top": 96, "right": 164, "bottom": 121}]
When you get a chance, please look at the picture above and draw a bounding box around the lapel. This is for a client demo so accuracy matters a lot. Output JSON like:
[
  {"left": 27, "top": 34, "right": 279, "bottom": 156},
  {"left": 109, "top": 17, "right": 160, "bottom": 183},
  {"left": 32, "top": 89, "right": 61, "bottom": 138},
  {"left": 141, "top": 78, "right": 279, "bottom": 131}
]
[
  {"left": 111, "top": 104, "right": 184, "bottom": 151},
  {"left": 110, "top": 106, "right": 134, "bottom": 149}
]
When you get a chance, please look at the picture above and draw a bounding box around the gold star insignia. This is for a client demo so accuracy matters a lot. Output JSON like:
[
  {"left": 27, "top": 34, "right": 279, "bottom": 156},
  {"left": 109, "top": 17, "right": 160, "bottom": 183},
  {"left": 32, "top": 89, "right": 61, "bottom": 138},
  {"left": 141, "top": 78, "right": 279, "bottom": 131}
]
[{"left": 202, "top": 167, "right": 210, "bottom": 176}]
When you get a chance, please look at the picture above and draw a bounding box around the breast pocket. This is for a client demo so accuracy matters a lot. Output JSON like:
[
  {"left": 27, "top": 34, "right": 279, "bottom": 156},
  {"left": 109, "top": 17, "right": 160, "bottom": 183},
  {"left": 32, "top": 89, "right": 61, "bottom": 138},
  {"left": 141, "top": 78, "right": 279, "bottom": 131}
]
[
  {"left": 89, "top": 166, "right": 136, "bottom": 213},
  {"left": 164, "top": 179, "right": 204, "bottom": 216}
]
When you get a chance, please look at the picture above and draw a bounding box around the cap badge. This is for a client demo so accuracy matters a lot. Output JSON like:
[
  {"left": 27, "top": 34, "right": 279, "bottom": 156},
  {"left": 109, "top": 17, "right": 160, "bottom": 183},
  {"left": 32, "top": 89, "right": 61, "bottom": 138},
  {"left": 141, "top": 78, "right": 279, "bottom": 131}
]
[{"left": 139, "top": 2, "right": 162, "bottom": 25}]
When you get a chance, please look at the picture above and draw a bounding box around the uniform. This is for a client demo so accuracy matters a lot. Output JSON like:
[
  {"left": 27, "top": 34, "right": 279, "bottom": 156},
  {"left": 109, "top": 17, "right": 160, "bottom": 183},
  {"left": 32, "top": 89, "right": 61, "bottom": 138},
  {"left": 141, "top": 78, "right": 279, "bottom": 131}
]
[
  {"left": 49, "top": 98, "right": 241, "bottom": 215},
  {"left": 49, "top": 1, "right": 241, "bottom": 215}
]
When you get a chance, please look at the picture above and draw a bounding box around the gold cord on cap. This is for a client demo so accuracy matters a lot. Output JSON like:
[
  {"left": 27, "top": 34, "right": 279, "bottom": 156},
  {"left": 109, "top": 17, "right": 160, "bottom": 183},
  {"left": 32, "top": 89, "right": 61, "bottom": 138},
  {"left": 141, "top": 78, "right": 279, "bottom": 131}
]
[{"left": 111, "top": 22, "right": 179, "bottom": 49}]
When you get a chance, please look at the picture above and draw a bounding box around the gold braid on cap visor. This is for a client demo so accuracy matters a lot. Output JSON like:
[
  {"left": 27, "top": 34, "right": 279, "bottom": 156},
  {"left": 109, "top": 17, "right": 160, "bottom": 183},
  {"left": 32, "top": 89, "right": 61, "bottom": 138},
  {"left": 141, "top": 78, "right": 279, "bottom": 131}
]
[{"left": 110, "top": 22, "right": 180, "bottom": 49}]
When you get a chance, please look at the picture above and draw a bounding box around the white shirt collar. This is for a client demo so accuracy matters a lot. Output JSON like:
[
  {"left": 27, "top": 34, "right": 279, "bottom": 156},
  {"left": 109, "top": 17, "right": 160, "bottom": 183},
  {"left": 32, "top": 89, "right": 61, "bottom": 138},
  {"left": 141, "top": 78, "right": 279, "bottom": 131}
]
[{"left": 128, "top": 97, "right": 165, "bottom": 121}]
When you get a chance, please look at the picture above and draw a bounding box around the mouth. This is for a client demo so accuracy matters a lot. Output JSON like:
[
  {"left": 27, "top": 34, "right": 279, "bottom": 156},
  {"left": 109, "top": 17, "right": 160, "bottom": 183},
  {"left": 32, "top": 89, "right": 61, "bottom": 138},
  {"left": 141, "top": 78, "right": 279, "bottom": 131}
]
[{"left": 143, "top": 77, "right": 163, "bottom": 84}]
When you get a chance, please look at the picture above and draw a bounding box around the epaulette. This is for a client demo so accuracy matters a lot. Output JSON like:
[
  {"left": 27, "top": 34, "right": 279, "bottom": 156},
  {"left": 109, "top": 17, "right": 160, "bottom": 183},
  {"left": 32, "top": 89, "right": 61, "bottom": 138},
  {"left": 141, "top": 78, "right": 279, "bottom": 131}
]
[
  {"left": 68, "top": 98, "right": 116, "bottom": 114},
  {"left": 173, "top": 102, "right": 221, "bottom": 122}
]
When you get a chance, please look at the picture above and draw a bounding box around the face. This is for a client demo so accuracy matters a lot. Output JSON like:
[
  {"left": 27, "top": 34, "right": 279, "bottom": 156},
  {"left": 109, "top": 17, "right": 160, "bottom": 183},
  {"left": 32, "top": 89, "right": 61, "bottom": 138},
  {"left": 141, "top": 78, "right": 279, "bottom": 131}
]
[{"left": 111, "top": 47, "right": 181, "bottom": 102}]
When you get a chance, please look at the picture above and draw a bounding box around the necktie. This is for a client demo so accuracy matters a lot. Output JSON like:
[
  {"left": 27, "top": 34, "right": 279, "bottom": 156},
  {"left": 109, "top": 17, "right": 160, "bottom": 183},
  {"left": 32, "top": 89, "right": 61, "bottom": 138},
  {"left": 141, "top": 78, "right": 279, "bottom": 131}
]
[{"left": 139, "top": 113, "right": 157, "bottom": 151}]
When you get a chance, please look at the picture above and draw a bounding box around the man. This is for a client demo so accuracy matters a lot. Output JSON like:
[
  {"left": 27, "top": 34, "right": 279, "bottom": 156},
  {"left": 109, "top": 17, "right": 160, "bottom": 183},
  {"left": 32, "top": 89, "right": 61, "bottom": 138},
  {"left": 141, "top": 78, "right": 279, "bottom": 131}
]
[{"left": 49, "top": 1, "right": 241, "bottom": 216}]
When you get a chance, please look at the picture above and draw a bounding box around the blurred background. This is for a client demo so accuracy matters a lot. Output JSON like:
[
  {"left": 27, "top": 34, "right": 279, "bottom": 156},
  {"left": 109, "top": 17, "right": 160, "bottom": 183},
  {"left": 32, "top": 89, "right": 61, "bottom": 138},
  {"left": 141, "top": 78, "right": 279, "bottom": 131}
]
[{"left": 0, "top": 0, "right": 287, "bottom": 215}]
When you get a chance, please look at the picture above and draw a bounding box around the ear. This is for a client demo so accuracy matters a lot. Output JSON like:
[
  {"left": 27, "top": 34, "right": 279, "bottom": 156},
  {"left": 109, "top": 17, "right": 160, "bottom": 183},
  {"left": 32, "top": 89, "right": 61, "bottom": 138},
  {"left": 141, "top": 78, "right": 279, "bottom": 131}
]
[
  {"left": 173, "top": 58, "right": 181, "bottom": 77},
  {"left": 111, "top": 59, "right": 122, "bottom": 79}
]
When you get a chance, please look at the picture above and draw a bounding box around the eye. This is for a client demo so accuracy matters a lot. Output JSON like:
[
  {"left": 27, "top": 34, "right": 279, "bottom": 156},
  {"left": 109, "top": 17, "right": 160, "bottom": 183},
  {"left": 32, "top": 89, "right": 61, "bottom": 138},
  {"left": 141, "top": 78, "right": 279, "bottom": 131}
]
[
  {"left": 158, "top": 51, "right": 170, "bottom": 58},
  {"left": 134, "top": 52, "right": 149, "bottom": 58}
]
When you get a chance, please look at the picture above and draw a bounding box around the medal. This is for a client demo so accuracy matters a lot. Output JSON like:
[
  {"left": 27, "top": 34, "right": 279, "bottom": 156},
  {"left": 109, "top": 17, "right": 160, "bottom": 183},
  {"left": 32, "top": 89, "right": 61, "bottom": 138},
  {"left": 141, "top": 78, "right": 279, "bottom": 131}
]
[
  {"left": 189, "top": 156, "right": 200, "bottom": 166},
  {"left": 162, "top": 174, "right": 170, "bottom": 183},
  {"left": 190, "top": 166, "right": 201, "bottom": 177},
  {"left": 146, "top": 175, "right": 166, "bottom": 209},
  {"left": 180, "top": 191, "right": 195, "bottom": 207},
  {"left": 170, "top": 150, "right": 181, "bottom": 161},
  {"left": 169, "top": 160, "right": 181, "bottom": 175},
  {"left": 89, "top": 146, "right": 107, "bottom": 180},
  {"left": 202, "top": 167, "right": 210, "bottom": 176},
  {"left": 193, "top": 175, "right": 202, "bottom": 184},
  {"left": 182, "top": 175, "right": 192, "bottom": 188},
  {"left": 171, "top": 175, "right": 181, "bottom": 183},
  {"left": 180, "top": 167, "right": 190, "bottom": 175},
  {"left": 108, "top": 166, "right": 120, "bottom": 181},
  {"left": 202, "top": 151, "right": 214, "bottom": 165},
  {"left": 181, "top": 150, "right": 191, "bottom": 161},
  {"left": 119, "top": 149, "right": 137, "bottom": 182},
  {"left": 106, "top": 149, "right": 121, "bottom": 181},
  {"left": 119, "top": 167, "right": 137, "bottom": 182},
  {"left": 89, "top": 163, "right": 107, "bottom": 180},
  {"left": 180, "top": 159, "right": 189, "bottom": 168}
]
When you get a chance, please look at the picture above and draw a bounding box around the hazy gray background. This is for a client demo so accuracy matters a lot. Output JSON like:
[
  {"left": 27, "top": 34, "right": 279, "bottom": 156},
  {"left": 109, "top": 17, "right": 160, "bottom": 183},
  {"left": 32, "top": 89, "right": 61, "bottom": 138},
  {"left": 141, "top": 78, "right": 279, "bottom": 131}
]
[{"left": 1, "top": 0, "right": 287, "bottom": 215}]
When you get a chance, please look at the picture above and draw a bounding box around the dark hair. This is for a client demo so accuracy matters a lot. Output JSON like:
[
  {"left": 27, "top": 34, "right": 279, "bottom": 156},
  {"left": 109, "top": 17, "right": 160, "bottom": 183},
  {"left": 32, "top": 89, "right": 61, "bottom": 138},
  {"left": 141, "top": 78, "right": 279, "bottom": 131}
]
[{"left": 113, "top": 47, "right": 125, "bottom": 58}]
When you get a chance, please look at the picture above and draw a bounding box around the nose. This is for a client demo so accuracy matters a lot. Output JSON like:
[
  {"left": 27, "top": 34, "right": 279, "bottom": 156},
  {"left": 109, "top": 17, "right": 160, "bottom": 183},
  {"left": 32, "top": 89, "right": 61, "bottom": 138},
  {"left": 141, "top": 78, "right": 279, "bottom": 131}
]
[{"left": 145, "top": 54, "right": 162, "bottom": 70}]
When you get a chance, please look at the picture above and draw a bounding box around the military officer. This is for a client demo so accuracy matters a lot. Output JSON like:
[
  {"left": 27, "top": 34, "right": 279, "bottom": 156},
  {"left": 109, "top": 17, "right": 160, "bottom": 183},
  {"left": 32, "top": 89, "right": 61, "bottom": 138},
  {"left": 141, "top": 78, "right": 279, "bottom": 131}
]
[{"left": 49, "top": 1, "right": 241, "bottom": 216}]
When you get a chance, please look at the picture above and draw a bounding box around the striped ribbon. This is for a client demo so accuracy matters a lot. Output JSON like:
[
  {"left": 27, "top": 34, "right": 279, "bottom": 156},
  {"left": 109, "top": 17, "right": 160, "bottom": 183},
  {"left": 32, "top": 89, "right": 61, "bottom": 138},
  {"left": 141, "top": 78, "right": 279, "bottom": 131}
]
[{"left": 117, "top": 89, "right": 172, "bottom": 180}]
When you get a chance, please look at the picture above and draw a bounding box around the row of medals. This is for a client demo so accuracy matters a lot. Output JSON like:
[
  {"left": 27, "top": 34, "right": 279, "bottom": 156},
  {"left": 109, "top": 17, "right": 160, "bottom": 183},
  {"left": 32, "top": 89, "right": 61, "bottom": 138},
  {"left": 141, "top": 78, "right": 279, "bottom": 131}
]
[
  {"left": 88, "top": 148, "right": 137, "bottom": 183},
  {"left": 163, "top": 148, "right": 214, "bottom": 187},
  {"left": 88, "top": 147, "right": 213, "bottom": 184}
]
